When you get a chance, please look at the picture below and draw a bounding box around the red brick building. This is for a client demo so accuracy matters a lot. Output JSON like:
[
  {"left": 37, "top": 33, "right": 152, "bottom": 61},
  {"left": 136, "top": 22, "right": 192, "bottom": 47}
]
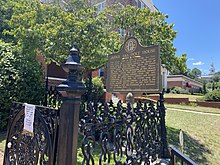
[
  {"left": 167, "top": 75, "right": 203, "bottom": 93},
  {"left": 92, "top": 0, "right": 157, "bottom": 11}
]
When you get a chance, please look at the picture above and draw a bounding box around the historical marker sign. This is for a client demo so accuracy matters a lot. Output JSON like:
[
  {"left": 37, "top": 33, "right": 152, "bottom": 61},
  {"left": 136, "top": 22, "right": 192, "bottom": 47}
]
[{"left": 106, "top": 37, "right": 162, "bottom": 93}]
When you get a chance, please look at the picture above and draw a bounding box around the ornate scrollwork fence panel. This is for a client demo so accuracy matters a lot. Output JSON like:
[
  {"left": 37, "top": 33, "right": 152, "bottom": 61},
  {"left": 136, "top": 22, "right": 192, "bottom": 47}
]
[
  {"left": 80, "top": 98, "right": 167, "bottom": 165},
  {"left": 44, "top": 86, "right": 62, "bottom": 109},
  {"left": 4, "top": 102, "right": 60, "bottom": 165}
]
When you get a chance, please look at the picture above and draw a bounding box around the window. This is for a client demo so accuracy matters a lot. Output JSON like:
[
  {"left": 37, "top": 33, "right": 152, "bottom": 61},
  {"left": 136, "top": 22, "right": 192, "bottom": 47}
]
[
  {"left": 135, "top": 0, "right": 138, "bottom": 6},
  {"left": 99, "top": 68, "right": 105, "bottom": 78},
  {"left": 40, "top": 0, "right": 53, "bottom": 3},
  {"left": 97, "top": 1, "right": 106, "bottom": 13},
  {"left": 118, "top": 29, "right": 126, "bottom": 36},
  {"left": 135, "top": 0, "right": 147, "bottom": 9},
  {"left": 141, "top": 1, "right": 145, "bottom": 9}
]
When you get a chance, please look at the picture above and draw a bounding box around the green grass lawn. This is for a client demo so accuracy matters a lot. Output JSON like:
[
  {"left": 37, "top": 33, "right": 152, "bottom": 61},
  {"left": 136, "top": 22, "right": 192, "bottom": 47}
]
[
  {"left": 77, "top": 106, "right": 220, "bottom": 165},
  {"left": 77, "top": 108, "right": 220, "bottom": 165},
  {"left": 166, "top": 103, "right": 220, "bottom": 114},
  {"left": 164, "top": 93, "right": 203, "bottom": 101},
  {"left": 0, "top": 132, "right": 6, "bottom": 152},
  {"left": 166, "top": 108, "right": 220, "bottom": 164}
]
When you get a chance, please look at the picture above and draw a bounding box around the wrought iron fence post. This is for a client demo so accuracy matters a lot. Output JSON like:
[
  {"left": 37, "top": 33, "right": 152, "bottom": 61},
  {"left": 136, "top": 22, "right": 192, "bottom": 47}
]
[
  {"left": 43, "top": 69, "right": 48, "bottom": 107},
  {"left": 126, "top": 92, "right": 134, "bottom": 110},
  {"left": 88, "top": 69, "right": 92, "bottom": 103},
  {"left": 159, "top": 92, "right": 170, "bottom": 159},
  {"left": 56, "top": 47, "right": 86, "bottom": 165}
]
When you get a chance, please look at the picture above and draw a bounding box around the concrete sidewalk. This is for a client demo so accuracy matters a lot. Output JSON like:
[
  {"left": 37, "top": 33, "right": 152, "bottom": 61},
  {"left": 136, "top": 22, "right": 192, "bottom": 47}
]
[{"left": 168, "top": 107, "right": 220, "bottom": 116}]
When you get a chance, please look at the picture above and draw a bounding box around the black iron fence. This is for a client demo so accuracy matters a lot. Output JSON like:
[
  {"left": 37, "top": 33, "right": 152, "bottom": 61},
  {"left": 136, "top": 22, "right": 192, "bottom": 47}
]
[
  {"left": 44, "top": 86, "right": 62, "bottom": 108},
  {"left": 4, "top": 88, "right": 199, "bottom": 165},
  {"left": 79, "top": 97, "right": 169, "bottom": 165},
  {"left": 169, "top": 145, "right": 197, "bottom": 165}
]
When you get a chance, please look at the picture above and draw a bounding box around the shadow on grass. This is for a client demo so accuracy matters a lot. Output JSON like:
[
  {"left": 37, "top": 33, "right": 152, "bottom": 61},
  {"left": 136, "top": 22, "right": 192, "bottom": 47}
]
[
  {"left": 77, "top": 134, "right": 103, "bottom": 165},
  {"left": 167, "top": 126, "right": 211, "bottom": 164}
]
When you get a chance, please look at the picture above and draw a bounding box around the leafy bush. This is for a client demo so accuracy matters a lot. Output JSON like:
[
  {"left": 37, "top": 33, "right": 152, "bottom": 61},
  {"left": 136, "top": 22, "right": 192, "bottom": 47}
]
[
  {"left": 204, "top": 88, "right": 220, "bottom": 102},
  {"left": 82, "top": 77, "right": 104, "bottom": 102},
  {"left": 189, "top": 102, "right": 198, "bottom": 107},
  {"left": 196, "top": 97, "right": 205, "bottom": 102},
  {"left": 171, "top": 86, "right": 188, "bottom": 94},
  {"left": 166, "top": 88, "right": 171, "bottom": 93},
  {"left": 0, "top": 40, "right": 44, "bottom": 130},
  {"left": 193, "top": 93, "right": 204, "bottom": 96},
  {"left": 206, "top": 82, "right": 220, "bottom": 91}
]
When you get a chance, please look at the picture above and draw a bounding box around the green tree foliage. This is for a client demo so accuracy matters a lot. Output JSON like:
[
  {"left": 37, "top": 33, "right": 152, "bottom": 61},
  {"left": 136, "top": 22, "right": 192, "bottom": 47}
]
[
  {"left": 204, "top": 88, "right": 220, "bottom": 102},
  {"left": 169, "top": 53, "right": 188, "bottom": 75},
  {"left": 202, "top": 82, "right": 207, "bottom": 94},
  {"left": 82, "top": 77, "right": 104, "bottom": 102},
  {"left": 6, "top": 0, "right": 75, "bottom": 61},
  {"left": 104, "top": 5, "right": 187, "bottom": 73},
  {"left": 206, "top": 82, "right": 220, "bottom": 91},
  {"left": 5, "top": 0, "right": 187, "bottom": 72},
  {"left": 170, "top": 86, "right": 188, "bottom": 94},
  {"left": 0, "top": 0, "right": 190, "bottom": 128},
  {"left": 5, "top": 0, "right": 120, "bottom": 69},
  {"left": 210, "top": 71, "right": 220, "bottom": 82},
  {"left": 187, "top": 68, "right": 202, "bottom": 79},
  {"left": 192, "top": 68, "right": 202, "bottom": 77},
  {"left": 205, "top": 72, "right": 220, "bottom": 91},
  {"left": 0, "top": 0, "right": 14, "bottom": 42},
  {"left": 0, "top": 40, "right": 44, "bottom": 130}
]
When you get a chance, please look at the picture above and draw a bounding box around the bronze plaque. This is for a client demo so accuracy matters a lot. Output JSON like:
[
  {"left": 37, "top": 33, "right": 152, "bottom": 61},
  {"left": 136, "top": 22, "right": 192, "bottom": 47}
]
[{"left": 106, "top": 37, "right": 162, "bottom": 93}]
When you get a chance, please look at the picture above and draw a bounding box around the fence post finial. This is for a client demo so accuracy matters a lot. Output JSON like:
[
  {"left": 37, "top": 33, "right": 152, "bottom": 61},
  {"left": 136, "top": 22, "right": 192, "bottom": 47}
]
[{"left": 56, "top": 46, "right": 86, "bottom": 165}]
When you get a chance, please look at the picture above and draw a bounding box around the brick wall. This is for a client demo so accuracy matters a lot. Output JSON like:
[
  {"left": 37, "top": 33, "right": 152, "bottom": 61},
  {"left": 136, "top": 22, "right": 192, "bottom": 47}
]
[
  {"left": 92, "top": 0, "right": 149, "bottom": 8},
  {"left": 191, "top": 101, "right": 220, "bottom": 109},
  {"left": 47, "top": 62, "right": 67, "bottom": 79},
  {"left": 83, "top": 69, "right": 99, "bottom": 79},
  {"left": 167, "top": 81, "right": 183, "bottom": 89},
  {"left": 102, "top": 92, "right": 112, "bottom": 102},
  {"left": 135, "top": 95, "right": 190, "bottom": 104},
  {"left": 135, "top": 95, "right": 220, "bottom": 109},
  {"left": 36, "top": 53, "right": 46, "bottom": 77},
  {"left": 167, "top": 75, "right": 203, "bottom": 93},
  {"left": 107, "top": 0, "right": 132, "bottom": 6},
  {"left": 115, "top": 93, "right": 126, "bottom": 102},
  {"left": 48, "top": 79, "right": 63, "bottom": 87},
  {"left": 92, "top": 70, "right": 99, "bottom": 78},
  {"left": 165, "top": 98, "right": 190, "bottom": 104}
]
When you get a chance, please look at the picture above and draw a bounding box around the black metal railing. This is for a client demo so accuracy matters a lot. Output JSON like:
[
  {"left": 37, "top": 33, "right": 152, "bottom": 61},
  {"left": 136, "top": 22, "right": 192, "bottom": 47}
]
[
  {"left": 79, "top": 97, "right": 169, "bottom": 165},
  {"left": 169, "top": 145, "right": 197, "bottom": 165},
  {"left": 44, "top": 86, "right": 62, "bottom": 108}
]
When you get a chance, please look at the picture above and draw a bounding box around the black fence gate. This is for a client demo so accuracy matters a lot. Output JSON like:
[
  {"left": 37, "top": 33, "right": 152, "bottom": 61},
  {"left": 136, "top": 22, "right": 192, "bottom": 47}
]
[{"left": 3, "top": 86, "right": 61, "bottom": 165}]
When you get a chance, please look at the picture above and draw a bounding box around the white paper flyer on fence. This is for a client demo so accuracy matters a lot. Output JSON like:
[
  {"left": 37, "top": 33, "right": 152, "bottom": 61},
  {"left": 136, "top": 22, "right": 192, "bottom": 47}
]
[{"left": 23, "top": 103, "right": 36, "bottom": 134}]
